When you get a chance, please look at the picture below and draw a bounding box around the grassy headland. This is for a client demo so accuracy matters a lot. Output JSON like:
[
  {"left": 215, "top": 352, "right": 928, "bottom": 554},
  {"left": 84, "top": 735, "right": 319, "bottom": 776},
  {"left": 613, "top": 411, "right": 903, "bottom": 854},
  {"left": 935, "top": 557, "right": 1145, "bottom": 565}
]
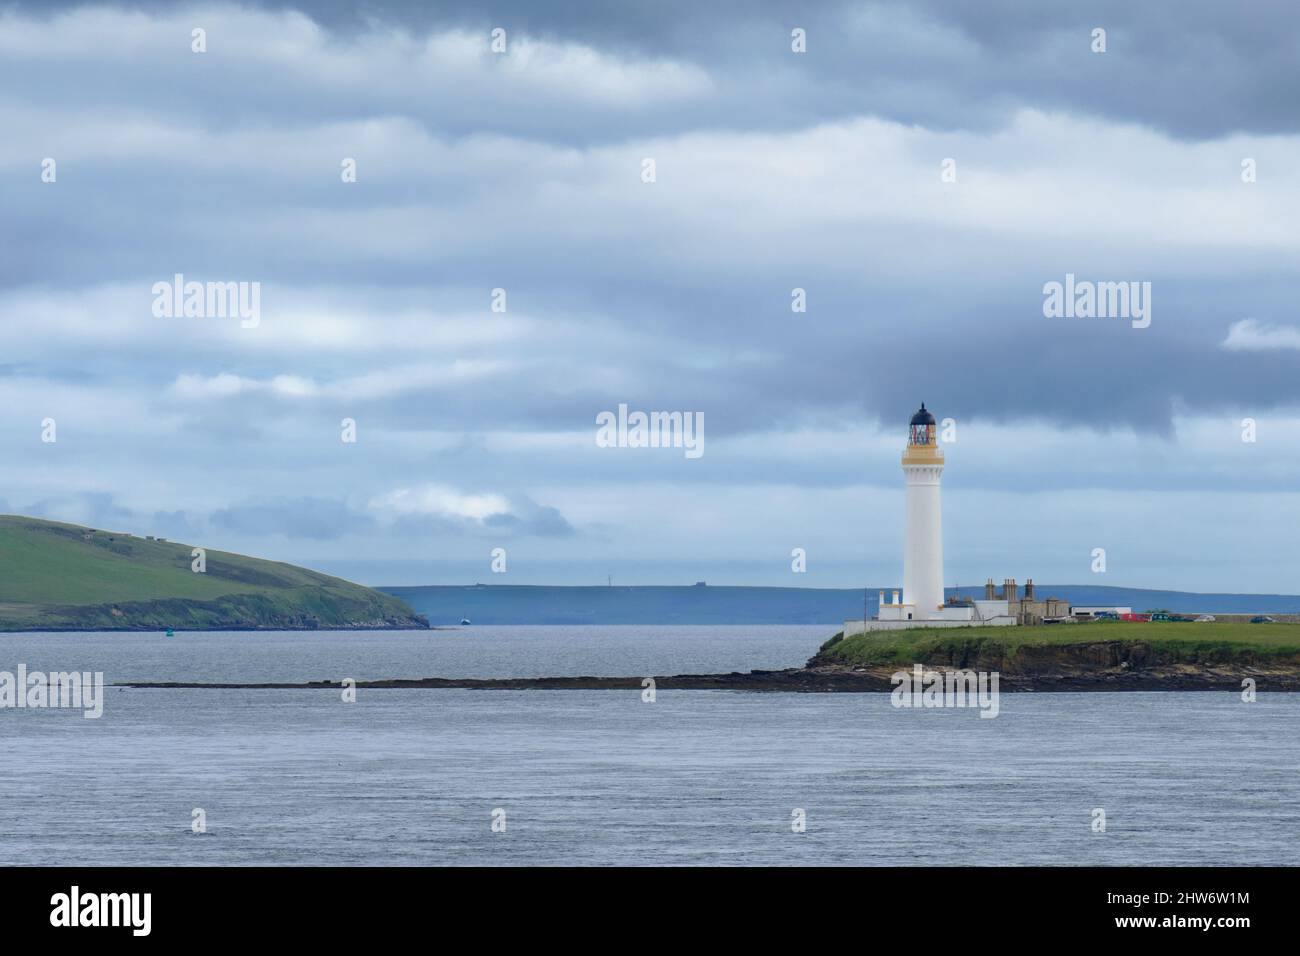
[
  {"left": 0, "top": 515, "right": 427, "bottom": 631},
  {"left": 811, "top": 621, "right": 1300, "bottom": 679},
  {"left": 816, "top": 621, "right": 1300, "bottom": 663}
]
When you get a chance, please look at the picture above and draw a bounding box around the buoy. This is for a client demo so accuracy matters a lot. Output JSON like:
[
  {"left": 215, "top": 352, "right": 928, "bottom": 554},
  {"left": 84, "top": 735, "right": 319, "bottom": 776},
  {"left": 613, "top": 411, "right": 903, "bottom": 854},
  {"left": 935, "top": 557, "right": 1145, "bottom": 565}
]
[{"left": 165, "top": 628, "right": 174, "bottom": 637}]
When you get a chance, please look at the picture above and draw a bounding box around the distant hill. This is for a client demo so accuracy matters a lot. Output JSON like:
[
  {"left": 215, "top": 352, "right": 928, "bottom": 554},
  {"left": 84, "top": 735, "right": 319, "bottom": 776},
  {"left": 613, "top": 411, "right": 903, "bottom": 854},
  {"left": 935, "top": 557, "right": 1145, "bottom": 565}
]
[
  {"left": 382, "top": 583, "right": 1300, "bottom": 626},
  {"left": 0, "top": 515, "right": 426, "bottom": 631}
]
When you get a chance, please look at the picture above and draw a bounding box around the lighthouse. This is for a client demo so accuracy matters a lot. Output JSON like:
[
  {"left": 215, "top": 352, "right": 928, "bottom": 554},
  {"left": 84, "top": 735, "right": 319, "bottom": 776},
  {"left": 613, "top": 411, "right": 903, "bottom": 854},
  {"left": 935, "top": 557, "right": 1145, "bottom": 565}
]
[
  {"left": 901, "top": 403, "right": 945, "bottom": 619},
  {"left": 851, "top": 404, "right": 1025, "bottom": 635}
]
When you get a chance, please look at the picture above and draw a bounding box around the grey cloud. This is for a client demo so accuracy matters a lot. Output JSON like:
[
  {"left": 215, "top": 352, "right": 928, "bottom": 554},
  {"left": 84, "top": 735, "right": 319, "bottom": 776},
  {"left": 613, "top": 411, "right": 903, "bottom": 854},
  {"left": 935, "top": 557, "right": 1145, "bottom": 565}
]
[
  {"left": 23, "top": 491, "right": 134, "bottom": 529},
  {"left": 211, "top": 496, "right": 374, "bottom": 540},
  {"left": 210, "top": 494, "right": 578, "bottom": 540},
  {"left": 385, "top": 501, "right": 579, "bottom": 540},
  {"left": 8, "top": 1, "right": 1299, "bottom": 141},
  {"left": 483, "top": 496, "right": 577, "bottom": 537}
]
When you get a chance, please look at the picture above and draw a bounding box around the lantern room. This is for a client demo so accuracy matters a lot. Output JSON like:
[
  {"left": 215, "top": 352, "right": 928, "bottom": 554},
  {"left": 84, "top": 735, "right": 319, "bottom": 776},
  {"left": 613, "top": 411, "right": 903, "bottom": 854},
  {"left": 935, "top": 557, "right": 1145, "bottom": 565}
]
[{"left": 908, "top": 403, "right": 936, "bottom": 446}]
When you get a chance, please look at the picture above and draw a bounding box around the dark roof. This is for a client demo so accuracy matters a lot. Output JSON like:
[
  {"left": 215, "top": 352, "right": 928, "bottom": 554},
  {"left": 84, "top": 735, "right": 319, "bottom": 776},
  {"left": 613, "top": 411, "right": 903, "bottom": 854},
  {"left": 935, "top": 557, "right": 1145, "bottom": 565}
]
[{"left": 909, "top": 403, "right": 936, "bottom": 426}]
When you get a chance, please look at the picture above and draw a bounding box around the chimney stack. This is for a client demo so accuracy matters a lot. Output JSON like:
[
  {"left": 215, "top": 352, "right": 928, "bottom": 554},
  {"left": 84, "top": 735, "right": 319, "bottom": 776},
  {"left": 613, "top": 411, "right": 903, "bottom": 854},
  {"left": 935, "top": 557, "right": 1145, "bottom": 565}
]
[
  {"left": 1024, "top": 578, "right": 1035, "bottom": 600},
  {"left": 1004, "top": 578, "right": 1018, "bottom": 602},
  {"left": 984, "top": 578, "right": 996, "bottom": 600}
]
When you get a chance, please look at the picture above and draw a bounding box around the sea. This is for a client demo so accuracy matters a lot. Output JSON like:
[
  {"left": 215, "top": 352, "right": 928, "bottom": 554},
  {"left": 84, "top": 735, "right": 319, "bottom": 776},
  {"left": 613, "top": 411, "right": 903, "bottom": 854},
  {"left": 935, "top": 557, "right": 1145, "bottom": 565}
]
[{"left": 3, "top": 626, "right": 1298, "bottom": 866}]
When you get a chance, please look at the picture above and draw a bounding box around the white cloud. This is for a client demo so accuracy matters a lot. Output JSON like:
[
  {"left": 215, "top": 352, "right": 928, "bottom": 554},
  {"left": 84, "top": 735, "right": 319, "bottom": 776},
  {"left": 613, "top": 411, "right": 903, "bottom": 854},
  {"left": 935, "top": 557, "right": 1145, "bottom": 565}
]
[
  {"left": 0, "top": 7, "right": 709, "bottom": 118},
  {"left": 1221, "top": 318, "right": 1300, "bottom": 351},
  {"left": 165, "top": 359, "right": 513, "bottom": 403},
  {"left": 370, "top": 484, "right": 511, "bottom": 521}
]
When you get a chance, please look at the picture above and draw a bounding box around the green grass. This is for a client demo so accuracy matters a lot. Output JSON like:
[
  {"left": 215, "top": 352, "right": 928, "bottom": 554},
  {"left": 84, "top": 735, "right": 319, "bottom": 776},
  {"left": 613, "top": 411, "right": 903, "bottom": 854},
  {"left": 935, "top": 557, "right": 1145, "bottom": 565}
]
[
  {"left": 0, "top": 515, "right": 423, "bottom": 630},
  {"left": 816, "top": 621, "right": 1300, "bottom": 667}
]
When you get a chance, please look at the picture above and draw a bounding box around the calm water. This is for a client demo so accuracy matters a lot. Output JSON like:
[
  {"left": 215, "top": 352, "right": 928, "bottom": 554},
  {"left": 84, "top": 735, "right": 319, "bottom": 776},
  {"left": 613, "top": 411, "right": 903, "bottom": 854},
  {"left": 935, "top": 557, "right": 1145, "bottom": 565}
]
[
  {"left": 3, "top": 628, "right": 1298, "bottom": 866},
  {"left": 0, "top": 625, "right": 827, "bottom": 683}
]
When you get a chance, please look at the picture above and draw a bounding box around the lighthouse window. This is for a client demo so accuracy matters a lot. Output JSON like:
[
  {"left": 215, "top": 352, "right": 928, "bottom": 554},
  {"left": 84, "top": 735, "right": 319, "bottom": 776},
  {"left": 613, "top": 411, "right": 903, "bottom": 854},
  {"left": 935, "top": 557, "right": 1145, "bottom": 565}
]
[{"left": 911, "top": 424, "right": 932, "bottom": 444}]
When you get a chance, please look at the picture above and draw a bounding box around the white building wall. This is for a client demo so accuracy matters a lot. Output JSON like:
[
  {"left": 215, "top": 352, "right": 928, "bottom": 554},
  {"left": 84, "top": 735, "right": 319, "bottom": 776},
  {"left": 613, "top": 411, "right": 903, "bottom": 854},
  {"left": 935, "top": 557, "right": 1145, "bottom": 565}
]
[
  {"left": 877, "top": 603, "right": 913, "bottom": 621},
  {"left": 973, "top": 600, "right": 1012, "bottom": 620},
  {"left": 902, "top": 462, "right": 945, "bottom": 619}
]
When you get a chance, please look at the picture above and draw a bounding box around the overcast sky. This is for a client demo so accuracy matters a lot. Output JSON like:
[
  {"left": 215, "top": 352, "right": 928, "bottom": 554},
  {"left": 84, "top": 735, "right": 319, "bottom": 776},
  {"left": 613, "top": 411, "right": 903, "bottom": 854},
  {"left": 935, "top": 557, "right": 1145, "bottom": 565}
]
[{"left": 3, "top": 1, "right": 1299, "bottom": 591}]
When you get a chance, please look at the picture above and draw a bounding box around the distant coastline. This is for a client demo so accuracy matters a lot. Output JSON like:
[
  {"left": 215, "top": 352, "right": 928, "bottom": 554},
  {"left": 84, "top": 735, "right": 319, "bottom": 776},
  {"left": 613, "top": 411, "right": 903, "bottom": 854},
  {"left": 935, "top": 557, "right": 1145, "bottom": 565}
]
[{"left": 382, "top": 583, "right": 1300, "bottom": 627}]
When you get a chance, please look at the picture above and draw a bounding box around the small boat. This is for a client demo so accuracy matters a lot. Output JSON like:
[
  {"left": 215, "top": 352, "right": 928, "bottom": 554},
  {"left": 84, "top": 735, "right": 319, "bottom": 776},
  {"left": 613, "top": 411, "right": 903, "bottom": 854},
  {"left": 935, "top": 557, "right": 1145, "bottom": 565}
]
[{"left": 460, "top": 618, "right": 471, "bottom": 625}]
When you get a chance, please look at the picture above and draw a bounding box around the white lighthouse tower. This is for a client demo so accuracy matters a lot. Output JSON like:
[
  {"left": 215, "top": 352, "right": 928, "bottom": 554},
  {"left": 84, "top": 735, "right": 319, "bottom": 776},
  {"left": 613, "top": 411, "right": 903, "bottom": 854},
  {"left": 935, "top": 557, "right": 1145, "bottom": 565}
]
[
  {"left": 901, "top": 403, "right": 945, "bottom": 619},
  {"left": 854, "top": 405, "right": 1016, "bottom": 634},
  {"left": 876, "top": 403, "right": 959, "bottom": 624}
]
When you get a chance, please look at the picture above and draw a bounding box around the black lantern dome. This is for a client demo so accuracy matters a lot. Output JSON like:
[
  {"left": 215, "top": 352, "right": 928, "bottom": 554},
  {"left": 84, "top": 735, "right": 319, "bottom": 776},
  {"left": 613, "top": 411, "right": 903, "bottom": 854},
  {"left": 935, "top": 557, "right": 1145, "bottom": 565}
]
[{"left": 909, "top": 403, "right": 936, "bottom": 427}]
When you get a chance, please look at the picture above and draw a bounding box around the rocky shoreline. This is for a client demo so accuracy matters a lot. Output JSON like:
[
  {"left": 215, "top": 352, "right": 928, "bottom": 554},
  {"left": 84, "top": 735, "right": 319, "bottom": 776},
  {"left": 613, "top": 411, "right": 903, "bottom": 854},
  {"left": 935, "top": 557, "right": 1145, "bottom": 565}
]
[
  {"left": 115, "top": 637, "right": 1300, "bottom": 692},
  {"left": 121, "top": 662, "right": 1300, "bottom": 692}
]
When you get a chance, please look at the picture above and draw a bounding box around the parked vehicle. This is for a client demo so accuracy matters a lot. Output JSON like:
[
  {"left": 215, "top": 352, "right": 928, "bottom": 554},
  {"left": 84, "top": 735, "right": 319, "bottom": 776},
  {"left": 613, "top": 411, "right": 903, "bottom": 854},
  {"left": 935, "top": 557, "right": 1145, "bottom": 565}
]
[
  {"left": 1195, "top": 615, "right": 1216, "bottom": 622},
  {"left": 1250, "top": 616, "right": 1275, "bottom": 624},
  {"left": 1120, "top": 613, "right": 1152, "bottom": 622}
]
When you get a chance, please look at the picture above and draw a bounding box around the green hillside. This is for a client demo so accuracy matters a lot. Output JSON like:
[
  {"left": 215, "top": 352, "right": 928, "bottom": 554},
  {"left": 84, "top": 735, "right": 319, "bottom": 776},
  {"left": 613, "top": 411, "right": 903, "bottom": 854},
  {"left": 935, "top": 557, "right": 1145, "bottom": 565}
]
[{"left": 0, "top": 515, "right": 427, "bottom": 631}]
